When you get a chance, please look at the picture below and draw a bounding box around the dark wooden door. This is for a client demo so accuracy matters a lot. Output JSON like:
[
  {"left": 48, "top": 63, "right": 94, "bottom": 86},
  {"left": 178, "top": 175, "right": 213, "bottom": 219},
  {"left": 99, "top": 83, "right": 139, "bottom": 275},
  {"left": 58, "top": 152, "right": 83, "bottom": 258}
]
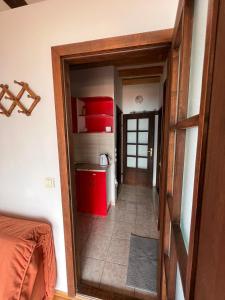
[{"left": 123, "top": 112, "right": 155, "bottom": 187}]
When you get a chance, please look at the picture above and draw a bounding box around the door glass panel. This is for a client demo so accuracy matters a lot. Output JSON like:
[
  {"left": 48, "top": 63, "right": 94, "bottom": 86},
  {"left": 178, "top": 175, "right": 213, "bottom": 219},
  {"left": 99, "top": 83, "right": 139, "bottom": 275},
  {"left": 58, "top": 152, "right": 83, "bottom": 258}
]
[
  {"left": 127, "top": 132, "right": 136, "bottom": 143},
  {"left": 138, "top": 145, "right": 148, "bottom": 157},
  {"left": 180, "top": 127, "right": 198, "bottom": 250},
  {"left": 127, "top": 145, "right": 136, "bottom": 156},
  {"left": 187, "top": 0, "right": 209, "bottom": 117},
  {"left": 138, "top": 132, "right": 148, "bottom": 144},
  {"left": 138, "top": 158, "right": 148, "bottom": 169},
  {"left": 175, "top": 265, "right": 185, "bottom": 300},
  {"left": 127, "top": 157, "right": 136, "bottom": 168},
  {"left": 138, "top": 118, "right": 149, "bottom": 130},
  {"left": 127, "top": 119, "right": 137, "bottom": 130}
]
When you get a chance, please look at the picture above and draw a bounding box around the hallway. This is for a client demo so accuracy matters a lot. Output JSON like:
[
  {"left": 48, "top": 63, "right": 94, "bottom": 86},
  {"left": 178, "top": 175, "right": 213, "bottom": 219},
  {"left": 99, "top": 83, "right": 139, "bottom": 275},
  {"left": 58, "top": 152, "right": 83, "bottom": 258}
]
[{"left": 77, "top": 184, "right": 159, "bottom": 298}]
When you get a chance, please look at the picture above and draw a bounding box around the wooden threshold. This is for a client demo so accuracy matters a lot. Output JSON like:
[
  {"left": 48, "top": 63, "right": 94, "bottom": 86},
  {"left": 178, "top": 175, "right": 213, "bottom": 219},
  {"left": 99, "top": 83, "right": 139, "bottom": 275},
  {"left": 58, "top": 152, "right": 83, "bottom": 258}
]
[
  {"left": 54, "top": 290, "right": 74, "bottom": 300},
  {"left": 78, "top": 283, "right": 157, "bottom": 300}
]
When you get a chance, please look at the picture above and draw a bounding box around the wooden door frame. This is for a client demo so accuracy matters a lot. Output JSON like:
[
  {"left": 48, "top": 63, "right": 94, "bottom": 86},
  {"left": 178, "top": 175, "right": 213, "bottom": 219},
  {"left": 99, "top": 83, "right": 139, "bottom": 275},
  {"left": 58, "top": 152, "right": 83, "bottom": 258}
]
[
  {"left": 193, "top": 1, "right": 225, "bottom": 297},
  {"left": 116, "top": 105, "right": 123, "bottom": 193},
  {"left": 156, "top": 107, "right": 162, "bottom": 193},
  {"left": 123, "top": 111, "right": 157, "bottom": 187},
  {"left": 51, "top": 29, "right": 173, "bottom": 297}
]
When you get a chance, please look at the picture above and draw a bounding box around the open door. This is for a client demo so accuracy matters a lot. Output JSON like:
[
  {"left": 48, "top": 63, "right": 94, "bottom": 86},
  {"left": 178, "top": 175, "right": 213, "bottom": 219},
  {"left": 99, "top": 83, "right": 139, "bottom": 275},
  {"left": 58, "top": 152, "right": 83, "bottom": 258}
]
[
  {"left": 123, "top": 112, "right": 155, "bottom": 187},
  {"left": 159, "top": 0, "right": 219, "bottom": 299}
]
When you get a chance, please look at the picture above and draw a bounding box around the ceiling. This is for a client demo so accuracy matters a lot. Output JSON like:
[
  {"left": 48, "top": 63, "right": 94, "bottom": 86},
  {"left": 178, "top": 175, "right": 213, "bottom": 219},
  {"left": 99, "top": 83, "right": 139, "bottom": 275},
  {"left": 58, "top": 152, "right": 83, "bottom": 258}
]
[
  {"left": 69, "top": 45, "right": 169, "bottom": 85},
  {"left": 0, "top": 0, "right": 46, "bottom": 11}
]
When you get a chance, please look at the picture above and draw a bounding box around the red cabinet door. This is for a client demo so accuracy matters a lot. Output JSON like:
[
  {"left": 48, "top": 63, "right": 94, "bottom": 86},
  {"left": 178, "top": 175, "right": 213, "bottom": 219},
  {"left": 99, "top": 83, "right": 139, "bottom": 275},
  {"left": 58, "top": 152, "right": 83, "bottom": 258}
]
[
  {"left": 92, "top": 171, "right": 107, "bottom": 216},
  {"left": 75, "top": 171, "right": 107, "bottom": 216}
]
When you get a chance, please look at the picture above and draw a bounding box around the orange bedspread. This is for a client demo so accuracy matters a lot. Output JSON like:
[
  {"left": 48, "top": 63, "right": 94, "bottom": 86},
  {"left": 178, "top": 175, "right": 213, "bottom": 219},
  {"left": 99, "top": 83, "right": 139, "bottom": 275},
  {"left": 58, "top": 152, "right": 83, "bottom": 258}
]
[{"left": 0, "top": 215, "right": 56, "bottom": 300}]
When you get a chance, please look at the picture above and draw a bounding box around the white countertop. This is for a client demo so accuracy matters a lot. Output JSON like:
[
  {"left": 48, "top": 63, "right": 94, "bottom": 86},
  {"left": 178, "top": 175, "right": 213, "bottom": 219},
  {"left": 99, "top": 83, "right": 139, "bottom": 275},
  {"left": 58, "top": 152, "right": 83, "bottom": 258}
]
[{"left": 74, "top": 163, "right": 109, "bottom": 172}]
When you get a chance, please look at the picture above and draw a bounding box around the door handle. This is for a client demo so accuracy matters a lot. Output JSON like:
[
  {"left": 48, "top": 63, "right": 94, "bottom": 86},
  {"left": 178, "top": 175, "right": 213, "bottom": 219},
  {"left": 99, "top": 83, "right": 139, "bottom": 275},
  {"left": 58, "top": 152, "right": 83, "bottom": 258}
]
[{"left": 148, "top": 148, "right": 153, "bottom": 157}]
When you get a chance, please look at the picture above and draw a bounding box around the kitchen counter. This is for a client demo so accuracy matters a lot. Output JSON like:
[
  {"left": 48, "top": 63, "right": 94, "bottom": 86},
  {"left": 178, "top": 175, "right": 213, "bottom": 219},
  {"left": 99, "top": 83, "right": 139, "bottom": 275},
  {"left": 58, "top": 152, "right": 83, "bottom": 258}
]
[
  {"left": 74, "top": 163, "right": 109, "bottom": 172},
  {"left": 75, "top": 163, "right": 111, "bottom": 216}
]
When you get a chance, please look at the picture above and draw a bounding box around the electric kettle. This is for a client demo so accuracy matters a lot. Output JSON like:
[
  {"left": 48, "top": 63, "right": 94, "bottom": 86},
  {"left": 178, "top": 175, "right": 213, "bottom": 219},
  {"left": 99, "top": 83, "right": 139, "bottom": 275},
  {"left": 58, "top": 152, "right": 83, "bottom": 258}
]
[{"left": 99, "top": 153, "right": 110, "bottom": 166}]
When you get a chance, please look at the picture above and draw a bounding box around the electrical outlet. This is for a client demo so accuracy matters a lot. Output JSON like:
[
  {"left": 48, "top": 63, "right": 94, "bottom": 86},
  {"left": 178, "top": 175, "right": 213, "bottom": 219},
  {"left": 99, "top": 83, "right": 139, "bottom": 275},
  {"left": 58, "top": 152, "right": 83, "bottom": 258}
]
[{"left": 45, "top": 177, "right": 55, "bottom": 189}]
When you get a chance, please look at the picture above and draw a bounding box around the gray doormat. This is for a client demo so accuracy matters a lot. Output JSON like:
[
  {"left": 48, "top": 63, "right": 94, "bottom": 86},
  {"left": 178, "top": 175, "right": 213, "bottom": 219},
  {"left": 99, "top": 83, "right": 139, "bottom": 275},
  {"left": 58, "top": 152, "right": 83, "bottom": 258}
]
[{"left": 126, "top": 234, "right": 158, "bottom": 294}]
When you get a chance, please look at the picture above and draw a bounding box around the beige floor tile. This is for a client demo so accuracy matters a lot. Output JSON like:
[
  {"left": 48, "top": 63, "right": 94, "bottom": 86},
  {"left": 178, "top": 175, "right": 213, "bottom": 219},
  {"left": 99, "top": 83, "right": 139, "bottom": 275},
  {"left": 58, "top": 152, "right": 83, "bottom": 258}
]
[
  {"left": 77, "top": 236, "right": 88, "bottom": 254},
  {"left": 119, "top": 191, "right": 137, "bottom": 202},
  {"left": 82, "top": 232, "right": 111, "bottom": 260},
  {"left": 136, "top": 196, "right": 152, "bottom": 205},
  {"left": 91, "top": 218, "right": 115, "bottom": 237},
  {"left": 125, "top": 202, "right": 137, "bottom": 213},
  {"left": 116, "top": 201, "right": 137, "bottom": 214},
  {"left": 106, "top": 238, "right": 130, "bottom": 265},
  {"left": 76, "top": 224, "right": 90, "bottom": 240},
  {"left": 100, "top": 262, "right": 134, "bottom": 296},
  {"left": 116, "top": 201, "right": 127, "bottom": 209},
  {"left": 107, "top": 206, "right": 117, "bottom": 221},
  {"left": 76, "top": 214, "right": 94, "bottom": 236},
  {"left": 136, "top": 214, "right": 156, "bottom": 227},
  {"left": 121, "top": 185, "right": 136, "bottom": 193},
  {"left": 77, "top": 184, "right": 159, "bottom": 297},
  {"left": 135, "top": 186, "right": 152, "bottom": 194},
  {"left": 136, "top": 204, "right": 153, "bottom": 217},
  {"left": 112, "top": 222, "right": 135, "bottom": 240},
  {"left": 80, "top": 257, "right": 105, "bottom": 287},
  {"left": 115, "top": 210, "right": 136, "bottom": 225}
]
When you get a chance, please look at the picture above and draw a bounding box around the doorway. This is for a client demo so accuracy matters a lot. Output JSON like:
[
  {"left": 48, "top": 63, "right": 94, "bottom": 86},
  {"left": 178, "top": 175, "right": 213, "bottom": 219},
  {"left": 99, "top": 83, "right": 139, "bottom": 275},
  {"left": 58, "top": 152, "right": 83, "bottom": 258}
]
[
  {"left": 68, "top": 62, "right": 163, "bottom": 298},
  {"left": 123, "top": 112, "right": 155, "bottom": 187},
  {"left": 51, "top": 29, "right": 172, "bottom": 299}
]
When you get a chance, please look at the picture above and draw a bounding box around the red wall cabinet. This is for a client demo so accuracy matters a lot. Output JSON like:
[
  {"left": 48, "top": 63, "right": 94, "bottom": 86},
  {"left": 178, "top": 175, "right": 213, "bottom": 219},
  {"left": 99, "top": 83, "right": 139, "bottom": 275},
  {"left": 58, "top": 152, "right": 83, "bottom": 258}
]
[
  {"left": 71, "top": 96, "right": 114, "bottom": 133},
  {"left": 75, "top": 170, "right": 107, "bottom": 216}
]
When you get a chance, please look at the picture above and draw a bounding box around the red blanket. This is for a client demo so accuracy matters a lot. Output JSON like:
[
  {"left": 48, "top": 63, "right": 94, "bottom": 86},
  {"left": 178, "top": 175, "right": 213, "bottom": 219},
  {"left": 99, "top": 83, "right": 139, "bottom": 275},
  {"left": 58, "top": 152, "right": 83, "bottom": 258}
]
[{"left": 0, "top": 215, "right": 56, "bottom": 300}]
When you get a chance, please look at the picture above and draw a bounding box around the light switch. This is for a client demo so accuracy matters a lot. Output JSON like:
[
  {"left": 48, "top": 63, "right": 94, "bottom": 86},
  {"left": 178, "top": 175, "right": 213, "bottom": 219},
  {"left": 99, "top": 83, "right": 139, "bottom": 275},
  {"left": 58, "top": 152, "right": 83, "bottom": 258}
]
[{"left": 45, "top": 177, "right": 55, "bottom": 189}]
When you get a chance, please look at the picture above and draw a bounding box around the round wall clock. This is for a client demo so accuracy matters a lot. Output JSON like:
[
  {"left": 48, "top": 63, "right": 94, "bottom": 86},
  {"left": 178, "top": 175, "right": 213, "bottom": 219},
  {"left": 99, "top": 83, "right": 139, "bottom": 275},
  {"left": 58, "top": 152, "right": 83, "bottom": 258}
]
[{"left": 135, "top": 95, "right": 144, "bottom": 104}]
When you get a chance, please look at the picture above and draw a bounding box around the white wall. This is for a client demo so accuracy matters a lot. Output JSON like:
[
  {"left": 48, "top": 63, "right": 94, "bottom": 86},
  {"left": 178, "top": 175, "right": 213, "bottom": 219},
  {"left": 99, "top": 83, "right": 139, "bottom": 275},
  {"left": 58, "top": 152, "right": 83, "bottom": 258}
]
[
  {"left": 122, "top": 83, "right": 161, "bottom": 114},
  {"left": 122, "top": 83, "right": 161, "bottom": 186},
  {"left": 0, "top": 0, "right": 178, "bottom": 292}
]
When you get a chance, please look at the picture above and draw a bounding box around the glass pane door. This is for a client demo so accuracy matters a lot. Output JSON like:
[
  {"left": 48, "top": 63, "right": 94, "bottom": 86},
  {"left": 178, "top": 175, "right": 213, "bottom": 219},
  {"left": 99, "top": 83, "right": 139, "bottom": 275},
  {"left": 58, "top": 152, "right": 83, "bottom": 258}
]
[
  {"left": 126, "top": 118, "right": 137, "bottom": 168},
  {"left": 126, "top": 117, "right": 149, "bottom": 170}
]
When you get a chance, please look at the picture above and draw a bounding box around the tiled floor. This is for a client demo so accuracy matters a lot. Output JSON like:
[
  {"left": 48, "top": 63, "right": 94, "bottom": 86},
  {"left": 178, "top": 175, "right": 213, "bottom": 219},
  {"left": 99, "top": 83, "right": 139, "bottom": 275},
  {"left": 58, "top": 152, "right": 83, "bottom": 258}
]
[{"left": 77, "top": 184, "right": 159, "bottom": 299}]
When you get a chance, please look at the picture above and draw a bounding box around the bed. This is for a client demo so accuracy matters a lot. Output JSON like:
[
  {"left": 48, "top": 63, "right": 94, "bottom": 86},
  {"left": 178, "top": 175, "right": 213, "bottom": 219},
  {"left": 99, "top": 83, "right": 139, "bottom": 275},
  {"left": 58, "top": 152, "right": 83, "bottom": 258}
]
[{"left": 0, "top": 215, "right": 56, "bottom": 300}]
